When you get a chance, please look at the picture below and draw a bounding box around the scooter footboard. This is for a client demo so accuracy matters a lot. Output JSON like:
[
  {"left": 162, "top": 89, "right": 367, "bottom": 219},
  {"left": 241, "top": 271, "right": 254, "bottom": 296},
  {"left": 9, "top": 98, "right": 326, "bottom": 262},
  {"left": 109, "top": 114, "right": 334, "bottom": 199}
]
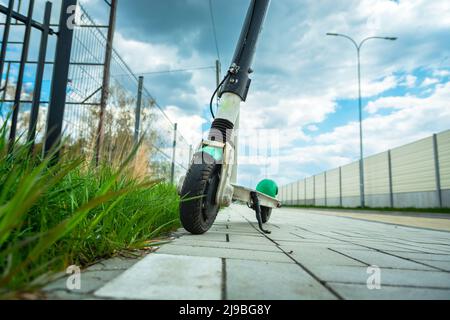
[{"left": 231, "top": 184, "right": 282, "bottom": 209}]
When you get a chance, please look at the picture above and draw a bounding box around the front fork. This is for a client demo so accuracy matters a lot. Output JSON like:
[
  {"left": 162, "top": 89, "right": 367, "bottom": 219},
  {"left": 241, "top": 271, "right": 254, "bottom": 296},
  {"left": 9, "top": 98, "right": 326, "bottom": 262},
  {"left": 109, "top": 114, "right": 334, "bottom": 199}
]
[
  {"left": 178, "top": 92, "right": 242, "bottom": 208},
  {"left": 201, "top": 95, "right": 272, "bottom": 234},
  {"left": 203, "top": 92, "right": 241, "bottom": 208}
]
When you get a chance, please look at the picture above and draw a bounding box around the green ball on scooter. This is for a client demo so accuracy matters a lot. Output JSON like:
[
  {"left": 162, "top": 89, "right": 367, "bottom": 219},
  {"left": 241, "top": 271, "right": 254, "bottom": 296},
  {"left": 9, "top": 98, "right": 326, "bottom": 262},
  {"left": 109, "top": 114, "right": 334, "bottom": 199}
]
[{"left": 256, "top": 179, "right": 279, "bottom": 198}]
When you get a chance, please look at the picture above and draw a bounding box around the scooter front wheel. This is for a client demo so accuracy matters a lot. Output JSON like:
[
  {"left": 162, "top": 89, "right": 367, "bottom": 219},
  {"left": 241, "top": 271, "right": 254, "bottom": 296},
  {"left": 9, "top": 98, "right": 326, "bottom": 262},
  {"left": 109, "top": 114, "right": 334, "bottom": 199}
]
[{"left": 180, "top": 152, "right": 221, "bottom": 234}]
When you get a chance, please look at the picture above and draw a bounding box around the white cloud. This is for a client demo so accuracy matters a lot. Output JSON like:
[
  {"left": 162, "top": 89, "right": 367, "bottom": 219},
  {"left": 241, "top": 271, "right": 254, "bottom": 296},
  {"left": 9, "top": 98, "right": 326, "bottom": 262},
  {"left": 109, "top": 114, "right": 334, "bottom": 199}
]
[
  {"left": 114, "top": 33, "right": 179, "bottom": 71},
  {"left": 421, "top": 77, "right": 440, "bottom": 87},
  {"left": 163, "top": 105, "right": 207, "bottom": 146},
  {"left": 403, "top": 74, "right": 417, "bottom": 88},
  {"left": 433, "top": 70, "right": 450, "bottom": 77},
  {"left": 312, "top": 81, "right": 450, "bottom": 163}
]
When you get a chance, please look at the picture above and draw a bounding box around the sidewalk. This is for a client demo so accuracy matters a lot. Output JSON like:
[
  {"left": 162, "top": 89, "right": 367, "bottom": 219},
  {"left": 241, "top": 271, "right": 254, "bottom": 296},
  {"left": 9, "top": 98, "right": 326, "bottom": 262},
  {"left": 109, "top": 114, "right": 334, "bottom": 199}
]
[{"left": 44, "top": 205, "right": 450, "bottom": 300}]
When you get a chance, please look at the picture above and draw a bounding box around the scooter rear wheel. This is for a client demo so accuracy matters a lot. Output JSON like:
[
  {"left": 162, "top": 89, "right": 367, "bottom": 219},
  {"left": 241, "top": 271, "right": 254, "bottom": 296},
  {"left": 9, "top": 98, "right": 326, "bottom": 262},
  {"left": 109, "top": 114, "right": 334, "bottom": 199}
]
[{"left": 180, "top": 153, "right": 221, "bottom": 234}]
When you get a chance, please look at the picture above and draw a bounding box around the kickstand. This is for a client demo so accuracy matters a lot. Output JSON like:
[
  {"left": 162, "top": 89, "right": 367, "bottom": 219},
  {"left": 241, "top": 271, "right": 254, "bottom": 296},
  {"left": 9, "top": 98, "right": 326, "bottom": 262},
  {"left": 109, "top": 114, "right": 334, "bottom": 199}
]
[{"left": 250, "top": 192, "right": 271, "bottom": 234}]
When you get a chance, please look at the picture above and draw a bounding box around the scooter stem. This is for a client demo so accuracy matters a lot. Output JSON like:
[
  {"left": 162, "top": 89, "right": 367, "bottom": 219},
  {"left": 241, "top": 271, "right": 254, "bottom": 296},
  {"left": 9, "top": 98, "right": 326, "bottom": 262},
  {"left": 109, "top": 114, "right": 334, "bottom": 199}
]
[
  {"left": 220, "top": 0, "right": 271, "bottom": 102},
  {"left": 209, "top": 0, "right": 271, "bottom": 145}
]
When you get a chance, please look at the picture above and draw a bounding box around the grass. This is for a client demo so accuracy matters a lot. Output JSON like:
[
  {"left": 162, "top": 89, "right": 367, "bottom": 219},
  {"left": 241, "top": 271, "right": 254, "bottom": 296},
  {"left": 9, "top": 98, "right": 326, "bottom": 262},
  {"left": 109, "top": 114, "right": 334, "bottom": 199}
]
[
  {"left": 0, "top": 122, "right": 181, "bottom": 299},
  {"left": 284, "top": 205, "right": 450, "bottom": 214}
]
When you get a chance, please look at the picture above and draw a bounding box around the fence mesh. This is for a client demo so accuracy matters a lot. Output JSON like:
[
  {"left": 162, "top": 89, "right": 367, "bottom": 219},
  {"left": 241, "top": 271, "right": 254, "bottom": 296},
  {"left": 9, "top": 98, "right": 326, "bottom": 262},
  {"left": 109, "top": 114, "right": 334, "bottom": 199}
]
[{"left": 0, "top": 0, "right": 192, "bottom": 182}]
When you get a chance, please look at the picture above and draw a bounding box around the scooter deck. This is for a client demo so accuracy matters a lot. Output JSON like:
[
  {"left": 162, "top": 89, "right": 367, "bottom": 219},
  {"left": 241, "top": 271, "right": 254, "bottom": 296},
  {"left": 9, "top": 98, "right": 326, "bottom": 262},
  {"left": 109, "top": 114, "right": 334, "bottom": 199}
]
[{"left": 231, "top": 184, "right": 282, "bottom": 209}]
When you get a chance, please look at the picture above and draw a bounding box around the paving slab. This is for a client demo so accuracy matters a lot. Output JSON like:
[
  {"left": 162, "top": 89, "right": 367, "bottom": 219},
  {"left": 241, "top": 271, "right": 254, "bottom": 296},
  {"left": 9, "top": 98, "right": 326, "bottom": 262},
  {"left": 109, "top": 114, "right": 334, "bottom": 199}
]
[
  {"left": 331, "top": 248, "right": 437, "bottom": 270},
  {"left": 170, "top": 238, "right": 281, "bottom": 252},
  {"left": 228, "top": 234, "right": 276, "bottom": 244},
  {"left": 328, "top": 283, "right": 450, "bottom": 300},
  {"left": 226, "top": 260, "right": 336, "bottom": 300},
  {"left": 308, "top": 265, "right": 450, "bottom": 289},
  {"left": 44, "top": 270, "right": 124, "bottom": 295},
  {"left": 280, "top": 245, "right": 367, "bottom": 267},
  {"left": 414, "top": 260, "right": 450, "bottom": 271},
  {"left": 95, "top": 254, "right": 222, "bottom": 300},
  {"left": 156, "top": 244, "right": 292, "bottom": 263},
  {"left": 85, "top": 256, "right": 142, "bottom": 271},
  {"left": 386, "top": 252, "right": 450, "bottom": 262},
  {"left": 178, "top": 233, "right": 228, "bottom": 243}
]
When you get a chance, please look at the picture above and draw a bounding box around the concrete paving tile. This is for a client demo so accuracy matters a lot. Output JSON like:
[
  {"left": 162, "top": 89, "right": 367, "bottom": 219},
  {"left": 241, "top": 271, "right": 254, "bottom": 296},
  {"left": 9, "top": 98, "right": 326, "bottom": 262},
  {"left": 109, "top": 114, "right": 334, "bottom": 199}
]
[
  {"left": 179, "top": 233, "right": 228, "bottom": 242},
  {"left": 333, "top": 248, "right": 436, "bottom": 270},
  {"left": 169, "top": 239, "right": 280, "bottom": 252},
  {"left": 45, "top": 290, "right": 97, "bottom": 300},
  {"left": 390, "top": 242, "right": 450, "bottom": 254},
  {"left": 44, "top": 270, "right": 123, "bottom": 294},
  {"left": 226, "top": 260, "right": 336, "bottom": 300},
  {"left": 276, "top": 240, "right": 347, "bottom": 246},
  {"left": 261, "top": 233, "right": 309, "bottom": 242},
  {"left": 398, "top": 239, "right": 450, "bottom": 246},
  {"left": 386, "top": 252, "right": 450, "bottom": 262},
  {"left": 415, "top": 260, "right": 450, "bottom": 271},
  {"left": 309, "top": 265, "right": 450, "bottom": 288},
  {"left": 45, "top": 290, "right": 105, "bottom": 300},
  {"left": 291, "top": 231, "right": 332, "bottom": 241},
  {"left": 85, "top": 256, "right": 141, "bottom": 271},
  {"left": 228, "top": 234, "right": 274, "bottom": 245},
  {"left": 95, "top": 254, "right": 222, "bottom": 300},
  {"left": 379, "top": 242, "right": 439, "bottom": 252},
  {"left": 328, "top": 283, "right": 450, "bottom": 300},
  {"left": 344, "top": 242, "right": 426, "bottom": 253},
  {"left": 279, "top": 246, "right": 366, "bottom": 267},
  {"left": 206, "top": 230, "right": 262, "bottom": 237},
  {"left": 156, "top": 244, "right": 292, "bottom": 263}
]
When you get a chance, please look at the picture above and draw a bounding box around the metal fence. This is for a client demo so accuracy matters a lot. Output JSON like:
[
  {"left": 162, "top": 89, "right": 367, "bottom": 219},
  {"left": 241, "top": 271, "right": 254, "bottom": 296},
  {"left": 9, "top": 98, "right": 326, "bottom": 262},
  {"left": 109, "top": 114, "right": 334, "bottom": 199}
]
[
  {"left": 279, "top": 130, "right": 450, "bottom": 209},
  {"left": 0, "top": 0, "right": 191, "bottom": 183}
]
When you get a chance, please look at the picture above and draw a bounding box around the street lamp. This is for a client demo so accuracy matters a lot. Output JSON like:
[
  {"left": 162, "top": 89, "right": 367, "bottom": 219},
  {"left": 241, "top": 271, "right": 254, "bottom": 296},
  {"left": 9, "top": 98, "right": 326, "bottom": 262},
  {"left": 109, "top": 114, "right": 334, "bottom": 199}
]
[{"left": 326, "top": 33, "right": 397, "bottom": 208}]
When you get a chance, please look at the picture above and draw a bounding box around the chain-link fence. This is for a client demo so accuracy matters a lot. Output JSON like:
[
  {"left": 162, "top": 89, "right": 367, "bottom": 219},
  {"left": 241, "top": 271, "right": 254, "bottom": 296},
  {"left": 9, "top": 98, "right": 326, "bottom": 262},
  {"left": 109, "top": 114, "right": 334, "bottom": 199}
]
[{"left": 0, "top": 0, "right": 192, "bottom": 183}]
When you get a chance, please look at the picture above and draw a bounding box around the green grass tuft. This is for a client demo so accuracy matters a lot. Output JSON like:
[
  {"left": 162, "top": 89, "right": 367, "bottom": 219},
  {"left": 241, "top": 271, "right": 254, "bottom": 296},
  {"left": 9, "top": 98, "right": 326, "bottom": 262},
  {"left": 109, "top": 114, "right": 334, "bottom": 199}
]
[{"left": 0, "top": 123, "right": 181, "bottom": 298}]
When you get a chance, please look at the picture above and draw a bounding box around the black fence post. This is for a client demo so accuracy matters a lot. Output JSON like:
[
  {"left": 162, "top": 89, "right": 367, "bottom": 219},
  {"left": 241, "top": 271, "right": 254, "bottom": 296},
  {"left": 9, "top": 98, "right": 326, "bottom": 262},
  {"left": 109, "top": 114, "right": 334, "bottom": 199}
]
[
  {"left": 134, "top": 76, "right": 144, "bottom": 145},
  {"left": 0, "top": 62, "right": 10, "bottom": 115},
  {"left": 388, "top": 150, "right": 394, "bottom": 208},
  {"left": 171, "top": 123, "right": 178, "bottom": 184},
  {"left": 44, "top": 0, "right": 77, "bottom": 158},
  {"left": 0, "top": 0, "right": 14, "bottom": 89},
  {"left": 28, "top": 1, "right": 52, "bottom": 150},
  {"left": 339, "top": 167, "right": 343, "bottom": 207},
  {"left": 8, "top": 0, "right": 33, "bottom": 150},
  {"left": 433, "top": 134, "right": 443, "bottom": 208},
  {"left": 95, "top": 0, "right": 118, "bottom": 165}
]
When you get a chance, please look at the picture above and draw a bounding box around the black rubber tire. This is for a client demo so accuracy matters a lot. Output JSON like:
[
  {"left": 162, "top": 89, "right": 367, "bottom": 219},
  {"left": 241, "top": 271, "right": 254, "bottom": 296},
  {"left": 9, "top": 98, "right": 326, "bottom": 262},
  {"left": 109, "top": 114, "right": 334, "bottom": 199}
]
[
  {"left": 261, "top": 206, "right": 272, "bottom": 224},
  {"left": 180, "top": 153, "right": 221, "bottom": 234}
]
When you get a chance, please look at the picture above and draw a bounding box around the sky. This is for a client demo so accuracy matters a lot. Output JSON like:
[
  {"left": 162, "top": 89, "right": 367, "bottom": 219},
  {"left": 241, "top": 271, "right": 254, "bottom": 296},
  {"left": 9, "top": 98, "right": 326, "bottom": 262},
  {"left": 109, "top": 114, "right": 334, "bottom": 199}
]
[{"left": 2, "top": 0, "right": 450, "bottom": 188}]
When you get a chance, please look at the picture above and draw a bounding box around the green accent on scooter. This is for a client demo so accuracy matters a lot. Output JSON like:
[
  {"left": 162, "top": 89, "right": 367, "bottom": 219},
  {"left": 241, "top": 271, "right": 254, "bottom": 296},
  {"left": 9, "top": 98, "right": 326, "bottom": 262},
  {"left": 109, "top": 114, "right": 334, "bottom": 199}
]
[
  {"left": 256, "top": 179, "right": 278, "bottom": 198},
  {"left": 202, "top": 146, "right": 223, "bottom": 162}
]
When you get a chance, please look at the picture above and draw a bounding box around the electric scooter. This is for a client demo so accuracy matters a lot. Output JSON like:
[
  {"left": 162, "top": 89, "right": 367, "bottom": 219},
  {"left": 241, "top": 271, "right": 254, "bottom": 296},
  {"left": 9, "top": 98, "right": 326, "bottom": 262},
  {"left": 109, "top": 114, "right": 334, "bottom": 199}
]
[{"left": 178, "top": 0, "right": 281, "bottom": 235}]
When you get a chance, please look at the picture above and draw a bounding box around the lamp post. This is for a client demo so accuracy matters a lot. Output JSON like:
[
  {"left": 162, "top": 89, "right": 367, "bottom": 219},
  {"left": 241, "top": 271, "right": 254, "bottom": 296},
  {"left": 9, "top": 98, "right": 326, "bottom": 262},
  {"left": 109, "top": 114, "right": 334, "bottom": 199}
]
[{"left": 326, "top": 33, "right": 397, "bottom": 208}]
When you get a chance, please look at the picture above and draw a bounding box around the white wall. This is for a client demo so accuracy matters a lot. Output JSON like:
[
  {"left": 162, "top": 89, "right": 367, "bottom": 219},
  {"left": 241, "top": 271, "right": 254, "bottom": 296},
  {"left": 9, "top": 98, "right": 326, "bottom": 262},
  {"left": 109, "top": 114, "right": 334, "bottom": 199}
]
[{"left": 278, "top": 130, "right": 450, "bottom": 209}]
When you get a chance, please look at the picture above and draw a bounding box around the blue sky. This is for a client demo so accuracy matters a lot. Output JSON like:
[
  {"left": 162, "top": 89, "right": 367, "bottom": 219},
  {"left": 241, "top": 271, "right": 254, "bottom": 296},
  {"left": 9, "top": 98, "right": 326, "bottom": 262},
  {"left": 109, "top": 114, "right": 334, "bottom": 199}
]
[{"left": 2, "top": 0, "right": 450, "bottom": 187}]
